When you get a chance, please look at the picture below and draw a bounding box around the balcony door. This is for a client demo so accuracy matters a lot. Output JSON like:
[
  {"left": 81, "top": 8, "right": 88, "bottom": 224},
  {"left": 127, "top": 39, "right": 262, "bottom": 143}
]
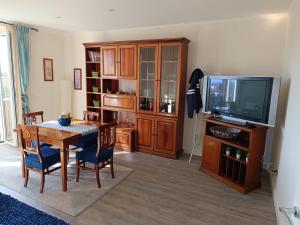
[{"left": 0, "top": 32, "right": 17, "bottom": 145}]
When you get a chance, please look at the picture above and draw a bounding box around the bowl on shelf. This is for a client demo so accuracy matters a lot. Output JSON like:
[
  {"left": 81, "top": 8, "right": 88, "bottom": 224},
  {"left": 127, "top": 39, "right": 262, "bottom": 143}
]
[
  {"left": 209, "top": 126, "right": 241, "bottom": 140},
  {"left": 93, "top": 100, "right": 100, "bottom": 107},
  {"left": 91, "top": 71, "right": 100, "bottom": 77},
  {"left": 58, "top": 117, "right": 71, "bottom": 126}
]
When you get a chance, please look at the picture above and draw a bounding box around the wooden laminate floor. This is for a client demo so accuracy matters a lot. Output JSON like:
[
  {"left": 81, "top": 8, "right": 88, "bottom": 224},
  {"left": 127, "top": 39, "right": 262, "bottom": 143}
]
[{"left": 0, "top": 146, "right": 277, "bottom": 225}]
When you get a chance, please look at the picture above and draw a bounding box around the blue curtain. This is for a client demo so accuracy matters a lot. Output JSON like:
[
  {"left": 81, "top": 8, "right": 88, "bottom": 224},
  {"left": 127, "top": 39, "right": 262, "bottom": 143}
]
[{"left": 15, "top": 25, "right": 31, "bottom": 114}]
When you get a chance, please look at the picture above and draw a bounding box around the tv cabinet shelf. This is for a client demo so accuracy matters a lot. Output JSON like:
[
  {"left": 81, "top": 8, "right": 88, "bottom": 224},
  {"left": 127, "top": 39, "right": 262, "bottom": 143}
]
[
  {"left": 205, "top": 134, "right": 249, "bottom": 151},
  {"left": 200, "top": 117, "right": 268, "bottom": 194}
]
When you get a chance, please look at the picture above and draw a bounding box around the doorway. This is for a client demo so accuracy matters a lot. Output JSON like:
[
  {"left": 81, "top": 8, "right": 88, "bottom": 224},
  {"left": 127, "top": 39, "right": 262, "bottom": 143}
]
[{"left": 0, "top": 32, "right": 17, "bottom": 145}]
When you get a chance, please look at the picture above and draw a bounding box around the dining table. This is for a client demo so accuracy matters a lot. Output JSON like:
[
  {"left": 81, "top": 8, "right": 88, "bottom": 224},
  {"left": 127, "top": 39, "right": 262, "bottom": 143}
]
[{"left": 14, "top": 120, "right": 102, "bottom": 192}]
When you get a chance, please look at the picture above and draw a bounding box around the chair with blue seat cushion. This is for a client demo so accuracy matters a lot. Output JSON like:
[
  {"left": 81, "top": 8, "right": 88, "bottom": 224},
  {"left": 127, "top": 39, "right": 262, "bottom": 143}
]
[
  {"left": 76, "top": 122, "right": 117, "bottom": 188},
  {"left": 19, "top": 125, "right": 61, "bottom": 193},
  {"left": 23, "top": 111, "right": 52, "bottom": 148}
]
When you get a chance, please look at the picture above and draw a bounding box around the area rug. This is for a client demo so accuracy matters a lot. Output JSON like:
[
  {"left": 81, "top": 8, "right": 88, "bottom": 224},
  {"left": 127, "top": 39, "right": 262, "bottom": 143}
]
[
  {"left": 0, "top": 192, "right": 70, "bottom": 225},
  {"left": 0, "top": 146, "right": 133, "bottom": 217}
]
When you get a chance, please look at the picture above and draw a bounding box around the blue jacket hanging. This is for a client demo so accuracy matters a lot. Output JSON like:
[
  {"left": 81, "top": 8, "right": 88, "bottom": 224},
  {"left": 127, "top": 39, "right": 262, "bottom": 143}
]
[{"left": 187, "top": 68, "right": 204, "bottom": 118}]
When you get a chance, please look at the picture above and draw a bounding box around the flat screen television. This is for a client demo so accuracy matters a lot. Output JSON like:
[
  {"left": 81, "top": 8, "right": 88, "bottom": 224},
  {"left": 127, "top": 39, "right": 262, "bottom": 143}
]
[{"left": 202, "top": 76, "right": 281, "bottom": 127}]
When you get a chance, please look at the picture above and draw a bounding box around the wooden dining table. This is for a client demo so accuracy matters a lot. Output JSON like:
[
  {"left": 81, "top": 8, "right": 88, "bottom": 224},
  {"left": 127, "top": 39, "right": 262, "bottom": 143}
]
[{"left": 14, "top": 120, "right": 102, "bottom": 192}]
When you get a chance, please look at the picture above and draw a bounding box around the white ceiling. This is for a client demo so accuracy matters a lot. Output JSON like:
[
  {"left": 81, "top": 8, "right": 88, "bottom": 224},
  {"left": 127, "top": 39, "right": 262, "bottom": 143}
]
[{"left": 0, "top": 0, "right": 292, "bottom": 32}]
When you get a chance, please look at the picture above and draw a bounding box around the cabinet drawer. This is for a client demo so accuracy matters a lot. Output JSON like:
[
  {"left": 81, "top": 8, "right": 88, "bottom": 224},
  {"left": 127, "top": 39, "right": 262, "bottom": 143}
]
[
  {"left": 115, "top": 130, "right": 134, "bottom": 152},
  {"left": 102, "top": 94, "right": 136, "bottom": 112}
]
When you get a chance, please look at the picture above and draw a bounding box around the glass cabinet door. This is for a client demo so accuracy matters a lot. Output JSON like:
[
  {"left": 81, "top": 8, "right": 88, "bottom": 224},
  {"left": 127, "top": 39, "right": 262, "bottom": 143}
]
[
  {"left": 138, "top": 45, "right": 157, "bottom": 113},
  {"left": 158, "top": 44, "right": 180, "bottom": 115}
]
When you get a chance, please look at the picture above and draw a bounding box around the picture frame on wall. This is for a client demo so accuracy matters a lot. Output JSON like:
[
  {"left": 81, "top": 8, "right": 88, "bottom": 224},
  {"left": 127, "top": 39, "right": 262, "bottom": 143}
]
[
  {"left": 74, "top": 68, "right": 82, "bottom": 90},
  {"left": 43, "top": 58, "right": 53, "bottom": 81}
]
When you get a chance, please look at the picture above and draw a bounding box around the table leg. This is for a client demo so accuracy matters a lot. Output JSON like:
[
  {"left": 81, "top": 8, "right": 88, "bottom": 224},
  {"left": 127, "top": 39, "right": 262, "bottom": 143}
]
[
  {"left": 20, "top": 151, "right": 25, "bottom": 178},
  {"left": 16, "top": 131, "right": 25, "bottom": 178},
  {"left": 60, "top": 144, "right": 68, "bottom": 192}
]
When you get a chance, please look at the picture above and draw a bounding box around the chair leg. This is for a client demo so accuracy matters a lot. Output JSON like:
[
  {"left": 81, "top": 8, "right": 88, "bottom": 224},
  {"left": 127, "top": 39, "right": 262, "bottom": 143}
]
[
  {"left": 76, "top": 159, "right": 80, "bottom": 182},
  {"left": 96, "top": 164, "right": 101, "bottom": 188},
  {"left": 24, "top": 167, "right": 29, "bottom": 187},
  {"left": 40, "top": 171, "right": 45, "bottom": 193},
  {"left": 110, "top": 158, "right": 115, "bottom": 179}
]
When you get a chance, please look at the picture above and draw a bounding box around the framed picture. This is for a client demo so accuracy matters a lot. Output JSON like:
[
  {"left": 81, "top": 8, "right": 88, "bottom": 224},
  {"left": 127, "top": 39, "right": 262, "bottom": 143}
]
[
  {"left": 74, "top": 68, "right": 82, "bottom": 90},
  {"left": 43, "top": 58, "right": 53, "bottom": 81}
]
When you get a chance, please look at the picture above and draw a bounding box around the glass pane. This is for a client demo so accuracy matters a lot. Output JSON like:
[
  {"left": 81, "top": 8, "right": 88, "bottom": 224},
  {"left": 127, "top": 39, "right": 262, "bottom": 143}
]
[
  {"left": 139, "top": 47, "right": 156, "bottom": 112},
  {"left": 0, "top": 33, "right": 16, "bottom": 143},
  {"left": 159, "top": 46, "right": 179, "bottom": 114}
]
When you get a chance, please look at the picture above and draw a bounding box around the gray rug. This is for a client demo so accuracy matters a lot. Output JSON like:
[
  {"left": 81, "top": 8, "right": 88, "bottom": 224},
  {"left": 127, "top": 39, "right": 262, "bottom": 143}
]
[{"left": 0, "top": 144, "right": 132, "bottom": 216}]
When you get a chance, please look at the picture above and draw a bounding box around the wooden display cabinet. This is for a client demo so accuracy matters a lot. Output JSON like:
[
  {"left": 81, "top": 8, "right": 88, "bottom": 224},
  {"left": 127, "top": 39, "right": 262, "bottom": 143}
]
[
  {"left": 84, "top": 38, "right": 189, "bottom": 157},
  {"left": 200, "top": 117, "right": 268, "bottom": 193}
]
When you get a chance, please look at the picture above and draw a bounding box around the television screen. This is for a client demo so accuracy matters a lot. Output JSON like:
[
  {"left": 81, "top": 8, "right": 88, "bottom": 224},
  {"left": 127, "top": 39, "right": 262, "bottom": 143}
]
[{"left": 205, "top": 77, "right": 274, "bottom": 124}]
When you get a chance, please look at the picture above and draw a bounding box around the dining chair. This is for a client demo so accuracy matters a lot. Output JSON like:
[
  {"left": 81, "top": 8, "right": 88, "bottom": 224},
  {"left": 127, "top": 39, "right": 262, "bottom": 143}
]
[
  {"left": 68, "top": 111, "right": 100, "bottom": 154},
  {"left": 75, "top": 122, "right": 117, "bottom": 188},
  {"left": 23, "top": 111, "right": 44, "bottom": 125},
  {"left": 83, "top": 111, "right": 100, "bottom": 121},
  {"left": 19, "top": 125, "right": 61, "bottom": 193},
  {"left": 22, "top": 111, "right": 51, "bottom": 149}
]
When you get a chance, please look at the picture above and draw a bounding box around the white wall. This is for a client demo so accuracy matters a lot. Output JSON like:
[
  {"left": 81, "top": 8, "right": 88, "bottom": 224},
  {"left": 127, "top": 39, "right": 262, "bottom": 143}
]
[
  {"left": 273, "top": 0, "right": 300, "bottom": 224},
  {"left": 63, "top": 16, "right": 288, "bottom": 156},
  {"left": 28, "top": 29, "right": 65, "bottom": 121}
]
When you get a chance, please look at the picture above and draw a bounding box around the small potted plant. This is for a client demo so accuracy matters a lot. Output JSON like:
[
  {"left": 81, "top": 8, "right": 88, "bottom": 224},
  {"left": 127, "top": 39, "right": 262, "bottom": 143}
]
[
  {"left": 93, "top": 100, "right": 100, "bottom": 107},
  {"left": 58, "top": 113, "right": 71, "bottom": 126},
  {"left": 91, "top": 71, "right": 100, "bottom": 77},
  {"left": 92, "top": 86, "right": 99, "bottom": 93},
  {"left": 245, "top": 152, "right": 249, "bottom": 163},
  {"left": 225, "top": 146, "right": 231, "bottom": 156},
  {"left": 236, "top": 150, "right": 241, "bottom": 160}
]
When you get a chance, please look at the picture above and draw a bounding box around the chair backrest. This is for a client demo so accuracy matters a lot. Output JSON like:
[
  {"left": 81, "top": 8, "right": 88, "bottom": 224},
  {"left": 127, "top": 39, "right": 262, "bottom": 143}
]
[
  {"left": 23, "top": 111, "right": 44, "bottom": 125},
  {"left": 96, "top": 122, "right": 117, "bottom": 158},
  {"left": 83, "top": 111, "right": 100, "bottom": 121},
  {"left": 18, "top": 125, "right": 43, "bottom": 163}
]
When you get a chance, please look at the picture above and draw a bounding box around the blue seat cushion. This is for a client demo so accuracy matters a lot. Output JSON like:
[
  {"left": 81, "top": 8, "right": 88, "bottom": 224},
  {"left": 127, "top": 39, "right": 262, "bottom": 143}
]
[
  {"left": 31, "top": 140, "right": 52, "bottom": 149},
  {"left": 25, "top": 147, "right": 60, "bottom": 170},
  {"left": 76, "top": 145, "right": 113, "bottom": 164}
]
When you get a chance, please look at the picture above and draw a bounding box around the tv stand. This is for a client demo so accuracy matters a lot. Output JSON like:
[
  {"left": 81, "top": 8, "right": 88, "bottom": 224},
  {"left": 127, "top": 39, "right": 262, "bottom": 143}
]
[{"left": 200, "top": 117, "right": 268, "bottom": 194}]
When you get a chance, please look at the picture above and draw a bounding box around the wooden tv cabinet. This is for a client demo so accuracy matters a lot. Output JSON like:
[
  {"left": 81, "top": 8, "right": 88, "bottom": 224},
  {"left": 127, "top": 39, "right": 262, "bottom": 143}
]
[{"left": 200, "top": 117, "right": 268, "bottom": 194}]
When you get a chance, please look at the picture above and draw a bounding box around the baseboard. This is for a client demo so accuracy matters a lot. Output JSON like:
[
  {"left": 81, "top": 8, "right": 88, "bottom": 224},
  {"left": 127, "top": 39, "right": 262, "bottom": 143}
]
[{"left": 269, "top": 172, "right": 284, "bottom": 225}]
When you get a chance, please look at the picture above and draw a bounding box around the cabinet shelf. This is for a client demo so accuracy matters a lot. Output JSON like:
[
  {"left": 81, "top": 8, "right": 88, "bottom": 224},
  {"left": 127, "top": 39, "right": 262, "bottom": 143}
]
[
  {"left": 86, "top": 77, "right": 101, "bottom": 79},
  {"left": 222, "top": 154, "right": 247, "bottom": 165},
  {"left": 87, "top": 92, "right": 101, "bottom": 95},
  {"left": 86, "top": 61, "right": 100, "bottom": 64},
  {"left": 205, "top": 134, "right": 249, "bottom": 151},
  {"left": 141, "top": 61, "right": 155, "bottom": 63},
  {"left": 141, "top": 78, "right": 155, "bottom": 81},
  {"left": 162, "top": 61, "right": 178, "bottom": 63},
  {"left": 87, "top": 106, "right": 101, "bottom": 109}
]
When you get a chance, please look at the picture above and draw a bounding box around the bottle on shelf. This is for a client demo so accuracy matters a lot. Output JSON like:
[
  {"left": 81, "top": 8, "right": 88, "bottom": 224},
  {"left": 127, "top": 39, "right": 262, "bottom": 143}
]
[
  {"left": 149, "top": 99, "right": 153, "bottom": 111},
  {"left": 146, "top": 98, "right": 150, "bottom": 110}
]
